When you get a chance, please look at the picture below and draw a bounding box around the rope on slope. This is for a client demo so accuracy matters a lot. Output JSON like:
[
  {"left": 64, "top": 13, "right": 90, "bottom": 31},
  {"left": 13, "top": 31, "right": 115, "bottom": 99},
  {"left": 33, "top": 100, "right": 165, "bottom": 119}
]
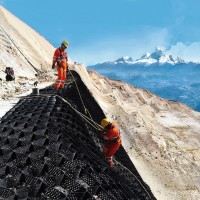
[
  {"left": 114, "top": 159, "right": 152, "bottom": 199},
  {"left": 0, "top": 25, "right": 41, "bottom": 74},
  {"left": 57, "top": 93, "right": 102, "bottom": 130},
  {"left": 16, "top": 93, "right": 152, "bottom": 199},
  {"left": 46, "top": 116, "right": 133, "bottom": 199},
  {"left": 68, "top": 70, "right": 97, "bottom": 128},
  {"left": 17, "top": 93, "right": 103, "bottom": 131}
]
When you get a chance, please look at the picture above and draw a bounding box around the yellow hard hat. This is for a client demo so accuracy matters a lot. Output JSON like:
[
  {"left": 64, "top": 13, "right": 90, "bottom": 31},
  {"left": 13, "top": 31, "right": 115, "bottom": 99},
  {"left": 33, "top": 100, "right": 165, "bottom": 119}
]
[
  {"left": 101, "top": 118, "right": 110, "bottom": 128},
  {"left": 62, "top": 40, "right": 69, "bottom": 48}
]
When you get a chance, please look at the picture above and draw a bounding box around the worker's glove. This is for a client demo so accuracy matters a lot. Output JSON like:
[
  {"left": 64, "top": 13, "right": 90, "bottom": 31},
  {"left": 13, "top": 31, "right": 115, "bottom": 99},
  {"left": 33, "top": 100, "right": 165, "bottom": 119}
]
[{"left": 52, "top": 64, "right": 55, "bottom": 69}]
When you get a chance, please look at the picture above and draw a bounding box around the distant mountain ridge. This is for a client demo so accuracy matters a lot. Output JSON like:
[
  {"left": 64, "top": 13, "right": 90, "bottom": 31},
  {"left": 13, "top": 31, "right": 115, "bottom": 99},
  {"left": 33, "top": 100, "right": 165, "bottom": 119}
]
[
  {"left": 87, "top": 48, "right": 200, "bottom": 112},
  {"left": 94, "top": 48, "right": 199, "bottom": 66}
]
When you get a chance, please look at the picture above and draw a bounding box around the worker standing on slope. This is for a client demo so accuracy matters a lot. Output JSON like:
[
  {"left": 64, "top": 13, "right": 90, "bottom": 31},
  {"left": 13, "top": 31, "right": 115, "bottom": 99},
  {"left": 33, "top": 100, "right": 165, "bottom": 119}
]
[
  {"left": 52, "top": 40, "right": 69, "bottom": 89},
  {"left": 99, "top": 118, "right": 122, "bottom": 167}
]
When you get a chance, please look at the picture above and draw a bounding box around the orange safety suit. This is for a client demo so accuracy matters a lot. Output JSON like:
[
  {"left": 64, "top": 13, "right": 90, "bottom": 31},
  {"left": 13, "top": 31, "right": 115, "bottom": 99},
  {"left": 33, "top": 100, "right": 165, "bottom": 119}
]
[
  {"left": 100, "top": 122, "right": 122, "bottom": 167},
  {"left": 52, "top": 47, "right": 68, "bottom": 89}
]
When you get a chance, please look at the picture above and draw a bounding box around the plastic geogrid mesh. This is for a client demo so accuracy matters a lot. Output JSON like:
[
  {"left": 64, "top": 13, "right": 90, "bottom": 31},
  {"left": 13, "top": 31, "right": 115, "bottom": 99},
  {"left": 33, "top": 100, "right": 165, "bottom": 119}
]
[{"left": 0, "top": 74, "right": 156, "bottom": 200}]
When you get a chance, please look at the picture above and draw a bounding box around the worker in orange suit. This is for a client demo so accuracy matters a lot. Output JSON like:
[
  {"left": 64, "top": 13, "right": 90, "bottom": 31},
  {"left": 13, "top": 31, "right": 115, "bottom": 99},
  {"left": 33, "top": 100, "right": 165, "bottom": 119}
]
[
  {"left": 52, "top": 40, "right": 69, "bottom": 89},
  {"left": 99, "top": 118, "right": 122, "bottom": 167}
]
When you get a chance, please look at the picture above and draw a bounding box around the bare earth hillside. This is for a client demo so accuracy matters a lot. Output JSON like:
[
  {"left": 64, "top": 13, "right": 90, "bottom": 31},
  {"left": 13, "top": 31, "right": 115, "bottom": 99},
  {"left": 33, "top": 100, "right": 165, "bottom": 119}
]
[
  {"left": 0, "top": 6, "right": 55, "bottom": 79},
  {"left": 0, "top": 5, "right": 200, "bottom": 200},
  {"left": 72, "top": 65, "right": 200, "bottom": 200}
]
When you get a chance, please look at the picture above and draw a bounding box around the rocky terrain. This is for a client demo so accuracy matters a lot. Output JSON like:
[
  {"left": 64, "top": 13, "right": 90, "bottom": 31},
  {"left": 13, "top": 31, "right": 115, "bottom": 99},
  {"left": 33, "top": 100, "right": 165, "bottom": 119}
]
[{"left": 0, "top": 5, "right": 200, "bottom": 200}]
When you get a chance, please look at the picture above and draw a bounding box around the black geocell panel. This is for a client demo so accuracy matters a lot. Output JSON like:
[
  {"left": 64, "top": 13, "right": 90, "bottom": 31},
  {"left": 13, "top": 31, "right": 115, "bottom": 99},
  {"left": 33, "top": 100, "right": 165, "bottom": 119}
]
[{"left": 0, "top": 70, "right": 156, "bottom": 200}]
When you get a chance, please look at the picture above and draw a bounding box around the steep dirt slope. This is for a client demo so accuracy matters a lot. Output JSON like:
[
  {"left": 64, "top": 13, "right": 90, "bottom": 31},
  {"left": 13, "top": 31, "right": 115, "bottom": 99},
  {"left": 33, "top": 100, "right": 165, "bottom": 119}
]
[
  {"left": 72, "top": 64, "right": 200, "bottom": 200},
  {"left": 0, "top": 5, "right": 55, "bottom": 79}
]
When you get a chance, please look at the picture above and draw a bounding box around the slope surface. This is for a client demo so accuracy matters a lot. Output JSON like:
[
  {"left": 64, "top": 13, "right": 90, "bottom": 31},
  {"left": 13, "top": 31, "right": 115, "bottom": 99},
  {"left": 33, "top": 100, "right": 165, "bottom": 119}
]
[
  {"left": 0, "top": 5, "right": 55, "bottom": 79},
  {"left": 0, "top": 71, "right": 155, "bottom": 199}
]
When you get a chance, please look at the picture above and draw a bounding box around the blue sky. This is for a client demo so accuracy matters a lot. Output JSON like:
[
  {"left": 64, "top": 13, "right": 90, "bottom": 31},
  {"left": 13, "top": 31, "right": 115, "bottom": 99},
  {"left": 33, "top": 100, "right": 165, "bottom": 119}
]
[{"left": 1, "top": 0, "right": 200, "bottom": 65}]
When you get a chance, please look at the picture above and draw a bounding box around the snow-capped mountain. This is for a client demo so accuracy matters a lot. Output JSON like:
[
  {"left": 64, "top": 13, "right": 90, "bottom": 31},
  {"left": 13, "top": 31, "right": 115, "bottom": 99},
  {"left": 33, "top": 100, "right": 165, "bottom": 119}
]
[
  {"left": 102, "top": 56, "right": 135, "bottom": 65},
  {"left": 135, "top": 48, "right": 184, "bottom": 64},
  {"left": 115, "top": 56, "right": 134, "bottom": 63},
  {"left": 136, "top": 48, "right": 175, "bottom": 64},
  {"left": 97, "top": 48, "right": 191, "bottom": 66}
]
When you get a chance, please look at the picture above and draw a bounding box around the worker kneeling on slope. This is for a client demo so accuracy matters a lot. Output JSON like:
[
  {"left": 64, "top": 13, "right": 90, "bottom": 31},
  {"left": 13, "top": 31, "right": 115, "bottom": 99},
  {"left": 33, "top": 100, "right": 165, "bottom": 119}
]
[
  {"left": 52, "top": 40, "right": 69, "bottom": 89},
  {"left": 99, "top": 118, "right": 122, "bottom": 167}
]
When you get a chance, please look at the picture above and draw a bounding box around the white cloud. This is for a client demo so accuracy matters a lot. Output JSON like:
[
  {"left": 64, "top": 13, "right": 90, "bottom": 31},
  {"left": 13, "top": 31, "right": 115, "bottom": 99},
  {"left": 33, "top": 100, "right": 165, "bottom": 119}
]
[
  {"left": 72, "top": 28, "right": 200, "bottom": 65},
  {"left": 71, "top": 27, "right": 171, "bottom": 66},
  {"left": 167, "top": 42, "right": 200, "bottom": 62}
]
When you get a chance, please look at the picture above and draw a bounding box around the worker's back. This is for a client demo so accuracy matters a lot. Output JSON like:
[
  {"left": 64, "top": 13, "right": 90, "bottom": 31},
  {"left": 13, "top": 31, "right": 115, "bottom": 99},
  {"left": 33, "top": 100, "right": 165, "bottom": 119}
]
[{"left": 5, "top": 67, "right": 15, "bottom": 81}]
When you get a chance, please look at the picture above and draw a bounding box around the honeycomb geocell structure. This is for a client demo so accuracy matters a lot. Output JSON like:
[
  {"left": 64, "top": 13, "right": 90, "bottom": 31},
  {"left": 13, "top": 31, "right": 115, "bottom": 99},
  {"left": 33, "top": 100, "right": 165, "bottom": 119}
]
[{"left": 0, "top": 71, "right": 156, "bottom": 200}]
